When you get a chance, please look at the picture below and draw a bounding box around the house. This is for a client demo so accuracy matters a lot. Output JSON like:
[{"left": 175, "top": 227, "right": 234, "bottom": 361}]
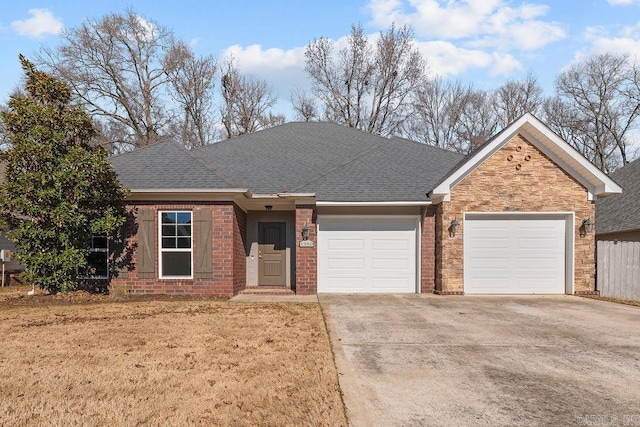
[
  {"left": 109, "top": 113, "right": 621, "bottom": 297},
  {"left": 596, "top": 157, "right": 640, "bottom": 242},
  {"left": 595, "top": 157, "right": 640, "bottom": 299}
]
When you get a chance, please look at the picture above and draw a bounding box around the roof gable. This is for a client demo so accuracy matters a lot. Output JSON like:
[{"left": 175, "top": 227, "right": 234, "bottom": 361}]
[{"left": 429, "top": 113, "right": 622, "bottom": 202}]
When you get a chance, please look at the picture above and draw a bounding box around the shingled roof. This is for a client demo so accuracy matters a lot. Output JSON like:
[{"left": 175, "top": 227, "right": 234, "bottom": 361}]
[
  {"left": 110, "top": 122, "right": 464, "bottom": 202},
  {"left": 596, "top": 158, "right": 640, "bottom": 235},
  {"left": 110, "top": 139, "right": 239, "bottom": 190}
]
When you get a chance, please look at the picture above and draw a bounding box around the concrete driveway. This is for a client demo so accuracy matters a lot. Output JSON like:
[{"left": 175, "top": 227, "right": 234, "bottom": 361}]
[{"left": 320, "top": 295, "right": 640, "bottom": 426}]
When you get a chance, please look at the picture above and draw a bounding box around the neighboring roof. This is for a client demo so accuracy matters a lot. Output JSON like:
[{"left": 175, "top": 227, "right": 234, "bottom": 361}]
[
  {"left": 109, "top": 139, "right": 241, "bottom": 191},
  {"left": 193, "top": 122, "right": 464, "bottom": 202},
  {"left": 430, "top": 113, "right": 622, "bottom": 202},
  {"left": 596, "top": 157, "right": 640, "bottom": 235}
]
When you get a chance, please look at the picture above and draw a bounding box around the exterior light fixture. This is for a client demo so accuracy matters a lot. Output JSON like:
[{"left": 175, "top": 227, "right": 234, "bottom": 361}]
[
  {"left": 449, "top": 218, "right": 460, "bottom": 238},
  {"left": 302, "top": 223, "right": 310, "bottom": 240},
  {"left": 265, "top": 205, "right": 273, "bottom": 213},
  {"left": 580, "top": 218, "right": 594, "bottom": 237}
]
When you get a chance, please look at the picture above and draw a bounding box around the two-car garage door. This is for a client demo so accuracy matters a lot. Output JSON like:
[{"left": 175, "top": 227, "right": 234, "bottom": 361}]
[
  {"left": 464, "top": 214, "right": 567, "bottom": 294},
  {"left": 317, "top": 217, "right": 418, "bottom": 293},
  {"left": 317, "top": 213, "right": 568, "bottom": 294}
]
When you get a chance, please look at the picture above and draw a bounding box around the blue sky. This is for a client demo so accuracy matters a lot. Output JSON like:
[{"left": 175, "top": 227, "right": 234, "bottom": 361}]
[{"left": 1, "top": 0, "right": 640, "bottom": 118}]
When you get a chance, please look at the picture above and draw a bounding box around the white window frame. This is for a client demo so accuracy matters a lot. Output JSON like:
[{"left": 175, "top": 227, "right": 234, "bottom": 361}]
[{"left": 158, "top": 210, "right": 193, "bottom": 279}]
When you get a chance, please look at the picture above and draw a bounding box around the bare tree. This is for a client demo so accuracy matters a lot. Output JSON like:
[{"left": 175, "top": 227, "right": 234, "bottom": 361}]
[
  {"left": 305, "top": 23, "right": 426, "bottom": 136},
  {"left": 36, "top": 10, "right": 178, "bottom": 150},
  {"left": 551, "top": 53, "right": 640, "bottom": 173},
  {"left": 220, "top": 59, "right": 281, "bottom": 138},
  {"left": 165, "top": 40, "right": 218, "bottom": 148},
  {"left": 403, "top": 77, "right": 473, "bottom": 151},
  {"left": 453, "top": 90, "right": 499, "bottom": 153},
  {"left": 290, "top": 87, "right": 318, "bottom": 122},
  {"left": 493, "top": 71, "right": 543, "bottom": 127}
]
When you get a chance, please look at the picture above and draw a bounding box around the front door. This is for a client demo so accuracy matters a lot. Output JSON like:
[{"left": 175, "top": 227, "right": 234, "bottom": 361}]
[{"left": 258, "top": 222, "right": 287, "bottom": 286}]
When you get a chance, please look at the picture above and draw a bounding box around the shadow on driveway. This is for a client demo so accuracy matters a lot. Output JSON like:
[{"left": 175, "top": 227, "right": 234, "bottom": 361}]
[{"left": 320, "top": 294, "right": 640, "bottom": 427}]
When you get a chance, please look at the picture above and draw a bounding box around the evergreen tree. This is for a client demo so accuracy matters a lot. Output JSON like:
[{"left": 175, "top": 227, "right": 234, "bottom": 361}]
[{"left": 0, "top": 55, "right": 127, "bottom": 293}]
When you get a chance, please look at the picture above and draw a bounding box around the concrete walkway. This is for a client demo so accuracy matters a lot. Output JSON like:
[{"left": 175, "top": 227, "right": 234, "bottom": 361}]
[{"left": 229, "top": 294, "right": 318, "bottom": 303}]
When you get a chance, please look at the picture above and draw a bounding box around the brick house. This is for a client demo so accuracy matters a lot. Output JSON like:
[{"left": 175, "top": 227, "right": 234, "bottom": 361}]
[{"left": 109, "top": 113, "right": 621, "bottom": 297}]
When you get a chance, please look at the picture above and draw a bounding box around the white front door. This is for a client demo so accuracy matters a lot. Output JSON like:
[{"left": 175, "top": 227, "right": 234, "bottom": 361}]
[
  {"left": 464, "top": 214, "right": 566, "bottom": 294},
  {"left": 317, "top": 217, "right": 418, "bottom": 293}
]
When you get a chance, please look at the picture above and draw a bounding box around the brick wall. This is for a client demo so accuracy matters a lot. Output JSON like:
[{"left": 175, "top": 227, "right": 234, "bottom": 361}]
[
  {"left": 233, "top": 206, "right": 247, "bottom": 295},
  {"left": 436, "top": 134, "right": 595, "bottom": 294},
  {"left": 110, "top": 201, "right": 247, "bottom": 298},
  {"left": 295, "top": 205, "right": 317, "bottom": 295},
  {"left": 421, "top": 206, "right": 437, "bottom": 293}
]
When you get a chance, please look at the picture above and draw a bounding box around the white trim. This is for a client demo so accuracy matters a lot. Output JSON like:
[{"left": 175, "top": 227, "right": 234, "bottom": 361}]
[
  {"left": 462, "top": 211, "right": 575, "bottom": 295},
  {"left": 431, "top": 113, "right": 622, "bottom": 199},
  {"left": 316, "top": 201, "right": 431, "bottom": 207},
  {"left": 130, "top": 188, "right": 249, "bottom": 193},
  {"left": 158, "top": 210, "right": 193, "bottom": 280}
]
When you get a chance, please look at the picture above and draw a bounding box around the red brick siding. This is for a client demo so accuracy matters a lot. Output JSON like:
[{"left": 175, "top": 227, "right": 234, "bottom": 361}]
[
  {"left": 233, "top": 206, "right": 247, "bottom": 295},
  {"left": 295, "top": 205, "right": 317, "bottom": 295},
  {"left": 421, "top": 206, "right": 437, "bottom": 293},
  {"left": 110, "top": 201, "right": 247, "bottom": 298},
  {"left": 436, "top": 134, "right": 595, "bottom": 294}
]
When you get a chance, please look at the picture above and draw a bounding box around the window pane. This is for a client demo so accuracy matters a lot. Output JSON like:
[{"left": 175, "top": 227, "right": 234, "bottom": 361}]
[
  {"left": 92, "top": 235, "right": 107, "bottom": 249},
  {"left": 177, "top": 212, "right": 191, "bottom": 225},
  {"left": 87, "top": 251, "right": 108, "bottom": 278},
  {"left": 162, "top": 237, "right": 176, "bottom": 249},
  {"left": 162, "top": 252, "right": 191, "bottom": 276},
  {"left": 162, "top": 224, "right": 175, "bottom": 237},
  {"left": 177, "top": 224, "right": 191, "bottom": 237},
  {"left": 176, "top": 237, "right": 191, "bottom": 248},
  {"left": 162, "top": 212, "right": 176, "bottom": 224}
]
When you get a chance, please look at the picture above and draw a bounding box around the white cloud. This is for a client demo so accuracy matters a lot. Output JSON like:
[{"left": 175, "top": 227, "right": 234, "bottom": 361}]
[
  {"left": 607, "top": 0, "right": 638, "bottom": 5},
  {"left": 573, "top": 23, "right": 640, "bottom": 62},
  {"left": 222, "top": 44, "right": 310, "bottom": 109},
  {"left": 367, "top": 0, "right": 565, "bottom": 51},
  {"left": 189, "top": 38, "right": 200, "bottom": 48},
  {"left": 11, "top": 8, "right": 63, "bottom": 38}
]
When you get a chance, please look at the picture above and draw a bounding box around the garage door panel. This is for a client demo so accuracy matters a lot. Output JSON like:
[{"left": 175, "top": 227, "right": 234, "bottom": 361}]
[
  {"left": 469, "top": 237, "right": 509, "bottom": 249},
  {"left": 323, "top": 277, "right": 366, "bottom": 292},
  {"left": 318, "top": 217, "right": 417, "bottom": 293},
  {"left": 372, "top": 257, "right": 410, "bottom": 270},
  {"left": 327, "top": 257, "right": 365, "bottom": 270},
  {"left": 328, "top": 239, "right": 365, "bottom": 250},
  {"left": 465, "top": 216, "right": 566, "bottom": 294},
  {"left": 372, "top": 277, "right": 411, "bottom": 290},
  {"left": 372, "top": 239, "right": 409, "bottom": 251}
]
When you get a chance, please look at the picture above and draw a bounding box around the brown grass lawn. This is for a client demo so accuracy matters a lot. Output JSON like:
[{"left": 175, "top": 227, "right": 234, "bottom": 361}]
[{"left": 0, "top": 286, "right": 346, "bottom": 426}]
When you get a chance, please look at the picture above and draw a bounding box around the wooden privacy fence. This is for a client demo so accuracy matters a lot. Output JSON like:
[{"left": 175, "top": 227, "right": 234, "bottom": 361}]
[{"left": 596, "top": 240, "right": 640, "bottom": 301}]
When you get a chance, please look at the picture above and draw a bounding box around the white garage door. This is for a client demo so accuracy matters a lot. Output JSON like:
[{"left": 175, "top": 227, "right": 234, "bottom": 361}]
[
  {"left": 318, "top": 217, "right": 418, "bottom": 293},
  {"left": 464, "top": 215, "right": 566, "bottom": 294}
]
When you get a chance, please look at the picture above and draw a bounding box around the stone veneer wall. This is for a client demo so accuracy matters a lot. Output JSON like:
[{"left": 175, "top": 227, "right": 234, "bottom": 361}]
[{"left": 436, "top": 134, "right": 596, "bottom": 294}]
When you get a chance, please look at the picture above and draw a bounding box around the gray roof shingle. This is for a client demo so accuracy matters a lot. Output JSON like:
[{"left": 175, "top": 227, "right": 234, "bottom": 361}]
[
  {"left": 109, "top": 139, "right": 236, "bottom": 190},
  {"left": 111, "top": 122, "right": 464, "bottom": 202},
  {"left": 596, "top": 158, "right": 640, "bottom": 234}
]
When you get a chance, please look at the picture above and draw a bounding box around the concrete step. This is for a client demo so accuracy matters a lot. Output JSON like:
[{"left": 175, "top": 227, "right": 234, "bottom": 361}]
[{"left": 239, "top": 286, "right": 295, "bottom": 295}]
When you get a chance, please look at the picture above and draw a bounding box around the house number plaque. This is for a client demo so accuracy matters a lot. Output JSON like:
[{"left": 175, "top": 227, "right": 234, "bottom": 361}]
[{"left": 299, "top": 240, "right": 315, "bottom": 248}]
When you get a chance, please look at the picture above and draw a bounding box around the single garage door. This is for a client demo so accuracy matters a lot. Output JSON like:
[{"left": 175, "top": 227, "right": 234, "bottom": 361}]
[
  {"left": 464, "top": 214, "right": 566, "bottom": 294},
  {"left": 317, "top": 217, "right": 418, "bottom": 293}
]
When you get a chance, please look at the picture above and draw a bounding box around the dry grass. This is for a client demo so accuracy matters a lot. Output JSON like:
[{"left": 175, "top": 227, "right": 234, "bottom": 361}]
[{"left": 0, "top": 286, "right": 346, "bottom": 426}]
